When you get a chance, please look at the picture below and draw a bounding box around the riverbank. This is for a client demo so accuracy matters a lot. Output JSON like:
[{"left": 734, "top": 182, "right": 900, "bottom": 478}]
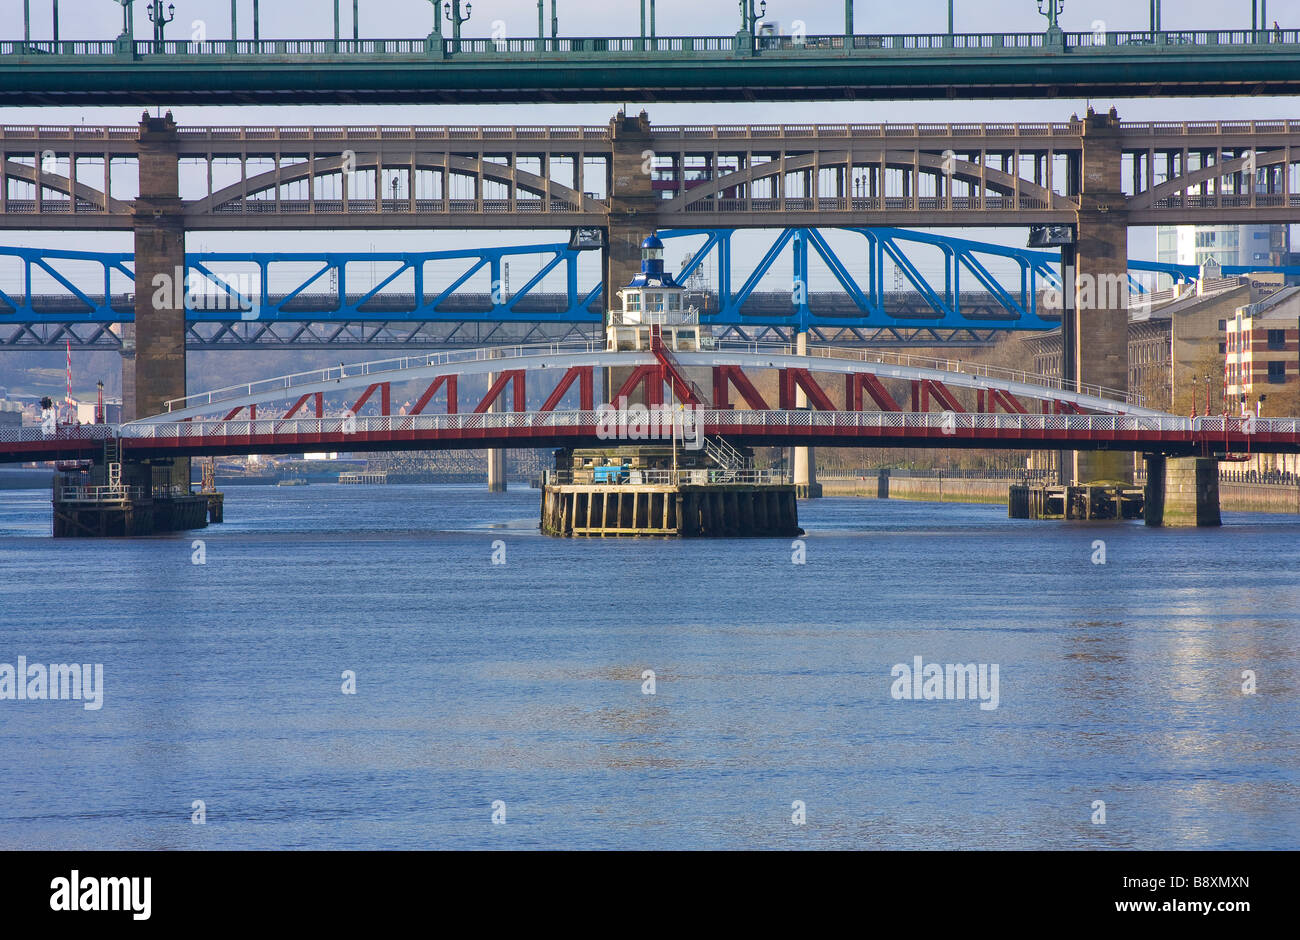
[{"left": 821, "top": 476, "right": 1300, "bottom": 515}]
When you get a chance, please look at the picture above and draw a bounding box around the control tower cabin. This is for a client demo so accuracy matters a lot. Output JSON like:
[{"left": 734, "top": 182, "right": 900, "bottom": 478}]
[{"left": 606, "top": 236, "right": 713, "bottom": 353}]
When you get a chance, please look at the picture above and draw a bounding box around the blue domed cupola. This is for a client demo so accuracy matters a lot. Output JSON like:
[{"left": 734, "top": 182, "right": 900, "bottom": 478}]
[{"left": 641, "top": 235, "right": 666, "bottom": 278}]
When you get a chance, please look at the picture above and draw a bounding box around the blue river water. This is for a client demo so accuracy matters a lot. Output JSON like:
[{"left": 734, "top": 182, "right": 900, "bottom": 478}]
[{"left": 0, "top": 484, "right": 1297, "bottom": 850}]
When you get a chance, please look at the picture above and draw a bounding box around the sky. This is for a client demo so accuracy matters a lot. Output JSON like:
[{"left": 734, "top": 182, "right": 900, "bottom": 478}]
[{"left": 6, "top": 1, "right": 1300, "bottom": 289}]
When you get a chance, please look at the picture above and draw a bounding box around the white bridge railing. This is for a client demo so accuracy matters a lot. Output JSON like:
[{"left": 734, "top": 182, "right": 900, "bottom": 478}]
[
  {"left": 57, "top": 484, "right": 143, "bottom": 503},
  {"left": 160, "top": 340, "right": 604, "bottom": 413},
  {"left": 157, "top": 338, "right": 1144, "bottom": 418},
  {"left": 9, "top": 412, "right": 1298, "bottom": 447},
  {"left": 113, "top": 411, "right": 1300, "bottom": 439},
  {"left": 719, "top": 341, "right": 1139, "bottom": 406}
]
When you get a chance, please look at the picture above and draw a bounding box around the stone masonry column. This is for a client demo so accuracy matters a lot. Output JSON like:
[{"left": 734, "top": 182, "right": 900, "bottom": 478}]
[
  {"left": 606, "top": 110, "right": 658, "bottom": 405},
  {"left": 1142, "top": 453, "right": 1167, "bottom": 526},
  {"left": 130, "top": 111, "right": 189, "bottom": 490},
  {"left": 1073, "top": 107, "right": 1132, "bottom": 485},
  {"left": 486, "top": 370, "right": 506, "bottom": 493},
  {"left": 1158, "top": 457, "right": 1222, "bottom": 527},
  {"left": 793, "top": 331, "right": 822, "bottom": 498}
]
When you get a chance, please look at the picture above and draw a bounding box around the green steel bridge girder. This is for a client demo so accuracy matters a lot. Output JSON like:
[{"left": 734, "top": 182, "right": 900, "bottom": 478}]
[{"left": 9, "top": 35, "right": 1300, "bottom": 104}]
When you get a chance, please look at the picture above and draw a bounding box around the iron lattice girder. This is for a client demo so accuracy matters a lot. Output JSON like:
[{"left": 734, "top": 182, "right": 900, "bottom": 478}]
[
  {"left": 0, "top": 228, "right": 1228, "bottom": 337},
  {"left": 0, "top": 322, "right": 1002, "bottom": 350}
]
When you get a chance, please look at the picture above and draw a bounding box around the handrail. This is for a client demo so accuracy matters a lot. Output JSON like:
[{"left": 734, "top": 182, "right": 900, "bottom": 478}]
[
  {"left": 108, "top": 412, "right": 1300, "bottom": 439},
  {"left": 545, "top": 467, "right": 787, "bottom": 486},
  {"left": 156, "top": 339, "right": 1142, "bottom": 418},
  {"left": 716, "top": 340, "right": 1139, "bottom": 406},
  {"left": 9, "top": 412, "right": 1300, "bottom": 448},
  {"left": 158, "top": 340, "right": 603, "bottom": 412},
  {"left": 13, "top": 120, "right": 1300, "bottom": 142},
  {"left": 6, "top": 30, "right": 1300, "bottom": 59}
]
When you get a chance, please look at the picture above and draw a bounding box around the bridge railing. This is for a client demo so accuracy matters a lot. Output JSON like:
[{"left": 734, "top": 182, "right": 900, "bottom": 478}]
[
  {"left": 8, "top": 412, "right": 1299, "bottom": 448},
  {"left": 8, "top": 30, "right": 1300, "bottom": 60},
  {"left": 721, "top": 341, "right": 1139, "bottom": 406},
  {"left": 0, "top": 424, "right": 116, "bottom": 444},
  {"left": 161, "top": 340, "right": 603, "bottom": 413},
  {"left": 544, "top": 467, "right": 791, "bottom": 486},
  {"left": 117, "top": 411, "right": 1288, "bottom": 441},
  {"left": 57, "top": 484, "right": 142, "bottom": 503}
]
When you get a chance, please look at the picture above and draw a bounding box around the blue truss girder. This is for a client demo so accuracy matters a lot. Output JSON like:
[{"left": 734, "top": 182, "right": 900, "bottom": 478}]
[{"left": 0, "top": 234, "right": 1291, "bottom": 333}]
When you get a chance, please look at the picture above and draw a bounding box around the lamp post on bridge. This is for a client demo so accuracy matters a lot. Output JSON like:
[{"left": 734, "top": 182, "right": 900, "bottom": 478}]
[
  {"left": 641, "top": 1, "right": 657, "bottom": 49},
  {"left": 146, "top": 0, "right": 175, "bottom": 43},
  {"left": 1037, "top": 0, "right": 1063, "bottom": 30},
  {"left": 444, "top": 0, "right": 471, "bottom": 52},
  {"left": 114, "top": 0, "right": 135, "bottom": 47},
  {"left": 738, "top": 0, "right": 766, "bottom": 55},
  {"left": 1038, "top": 0, "right": 1064, "bottom": 48}
]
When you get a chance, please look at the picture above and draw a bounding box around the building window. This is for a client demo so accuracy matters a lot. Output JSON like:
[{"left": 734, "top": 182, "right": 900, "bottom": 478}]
[
  {"left": 1267, "top": 329, "right": 1286, "bottom": 350},
  {"left": 1220, "top": 342, "right": 1227, "bottom": 354},
  {"left": 1268, "top": 361, "right": 1287, "bottom": 383},
  {"left": 1218, "top": 319, "right": 1228, "bottom": 332},
  {"left": 625, "top": 293, "right": 641, "bottom": 312}
]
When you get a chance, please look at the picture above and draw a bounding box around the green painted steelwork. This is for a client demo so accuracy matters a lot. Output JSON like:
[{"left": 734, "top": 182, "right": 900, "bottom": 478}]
[{"left": 8, "top": 28, "right": 1300, "bottom": 104}]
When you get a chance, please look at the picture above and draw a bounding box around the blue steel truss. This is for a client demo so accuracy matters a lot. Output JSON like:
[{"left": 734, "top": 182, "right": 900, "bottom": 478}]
[{"left": 0, "top": 230, "right": 1280, "bottom": 333}]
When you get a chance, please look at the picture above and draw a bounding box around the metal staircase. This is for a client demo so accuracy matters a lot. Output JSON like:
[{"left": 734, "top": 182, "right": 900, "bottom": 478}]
[
  {"left": 103, "top": 437, "right": 122, "bottom": 494},
  {"left": 704, "top": 435, "right": 749, "bottom": 482},
  {"left": 648, "top": 324, "right": 709, "bottom": 407}
]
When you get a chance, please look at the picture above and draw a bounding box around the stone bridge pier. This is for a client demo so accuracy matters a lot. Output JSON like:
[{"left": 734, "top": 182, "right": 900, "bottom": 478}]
[
  {"left": 1144, "top": 455, "right": 1223, "bottom": 527},
  {"left": 127, "top": 111, "right": 189, "bottom": 493}
]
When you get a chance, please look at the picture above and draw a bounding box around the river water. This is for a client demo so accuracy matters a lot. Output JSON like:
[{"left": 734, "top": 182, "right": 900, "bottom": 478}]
[{"left": 0, "top": 484, "right": 1296, "bottom": 850}]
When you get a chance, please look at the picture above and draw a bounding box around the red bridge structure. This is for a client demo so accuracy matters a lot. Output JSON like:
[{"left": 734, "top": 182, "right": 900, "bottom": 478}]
[{"left": 5, "top": 342, "right": 1298, "bottom": 464}]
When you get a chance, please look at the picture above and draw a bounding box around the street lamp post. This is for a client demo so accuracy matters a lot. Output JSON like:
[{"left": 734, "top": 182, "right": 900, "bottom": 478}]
[
  {"left": 444, "top": 0, "right": 471, "bottom": 50},
  {"left": 116, "top": 0, "right": 135, "bottom": 44},
  {"left": 740, "top": 0, "right": 767, "bottom": 33},
  {"left": 1037, "top": 0, "right": 1063, "bottom": 30},
  {"left": 147, "top": 0, "right": 175, "bottom": 43}
]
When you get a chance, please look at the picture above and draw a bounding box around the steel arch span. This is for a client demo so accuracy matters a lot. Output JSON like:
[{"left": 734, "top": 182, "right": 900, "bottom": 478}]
[{"left": 136, "top": 341, "right": 1154, "bottom": 425}]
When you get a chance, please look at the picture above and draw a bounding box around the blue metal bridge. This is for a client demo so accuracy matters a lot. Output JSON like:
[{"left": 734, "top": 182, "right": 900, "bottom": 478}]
[{"left": 0, "top": 227, "right": 1263, "bottom": 351}]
